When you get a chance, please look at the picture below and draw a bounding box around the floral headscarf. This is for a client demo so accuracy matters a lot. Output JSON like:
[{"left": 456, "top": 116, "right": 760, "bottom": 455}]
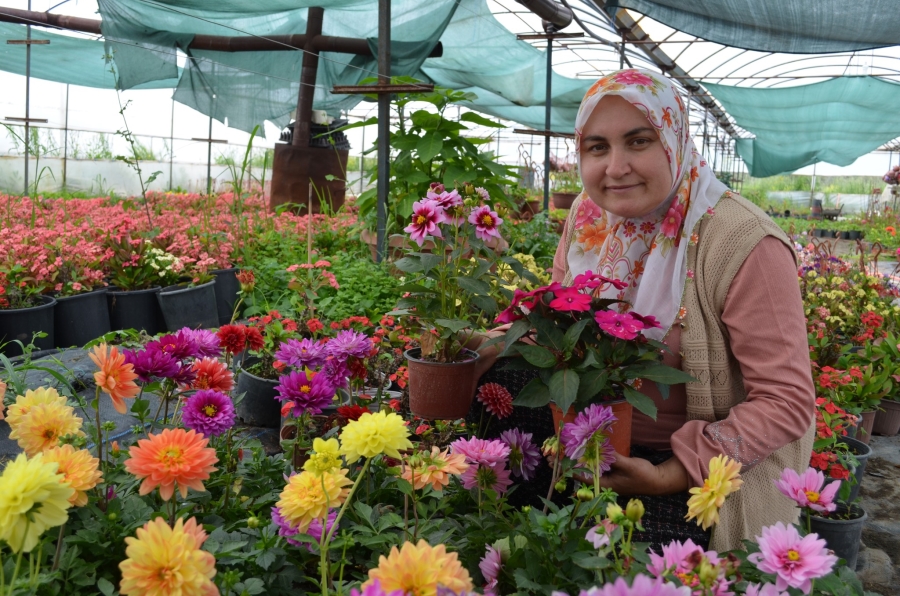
[{"left": 567, "top": 69, "right": 728, "bottom": 341}]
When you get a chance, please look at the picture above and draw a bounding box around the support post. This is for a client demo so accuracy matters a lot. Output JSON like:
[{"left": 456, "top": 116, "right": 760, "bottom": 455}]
[
  {"left": 375, "top": 0, "right": 391, "bottom": 262},
  {"left": 62, "top": 83, "right": 68, "bottom": 190},
  {"left": 169, "top": 97, "right": 175, "bottom": 190},
  {"left": 543, "top": 37, "right": 552, "bottom": 212},
  {"left": 359, "top": 122, "right": 366, "bottom": 195},
  {"left": 293, "top": 7, "right": 324, "bottom": 148},
  {"left": 206, "top": 108, "right": 213, "bottom": 196},
  {"left": 24, "top": 0, "right": 31, "bottom": 197},
  {"left": 619, "top": 30, "right": 625, "bottom": 69}
]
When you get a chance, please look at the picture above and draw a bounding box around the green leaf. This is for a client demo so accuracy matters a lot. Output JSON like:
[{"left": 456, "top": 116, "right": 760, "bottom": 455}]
[
  {"left": 442, "top": 163, "right": 468, "bottom": 186},
  {"left": 622, "top": 385, "right": 657, "bottom": 420},
  {"left": 471, "top": 294, "right": 498, "bottom": 315},
  {"left": 576, "top": 369, "right": 610, "bottom": 402},
  {"left": 513, "top": 378, "right": 552, "bottom": 407},
  {"left": 562, "top": 318, "right": 590, "bottom": 353},
  {"left": 498, "top": 319, "right": 533, "bottom": 358},
  {"left": 392, "top": 134, "right": 420, "bottom": 151},
  {"left": 455, "top": 277, "right": 491, "bottom": 296},
  {"left": 435, "top": 318, "right": 471, "bottom": 333},
  {"left": 97, "top": 578, "right": 116, "bottom": 596},
  {"left": 529, "top": 314, "right": 566, "bottom": 351},
  {"left": 549, "top": 369, "right": 579, "bottom": 414},
  {"left": 633, "top": 364, "right": 697, "bottom": 385},
  {"left": 516, "top": 344, "right": 557, "bottom": 368},
  {"left": 460, "top": 112, "right": 506, "bottom": 128},
  {"left": 416, "top": 133, "right": 444, "bottom": 163},
  {"left": 394, "top": 256, "right": 423, "bottom": 273},
  {"left": 418, "top": 253, "right": 443, "bottom": 272},
  {"left": 571, "top": 552, "right": 611, "bottom": 570},
  {"left": 395, "top": 282, "right": 436, "bottom": 294}
]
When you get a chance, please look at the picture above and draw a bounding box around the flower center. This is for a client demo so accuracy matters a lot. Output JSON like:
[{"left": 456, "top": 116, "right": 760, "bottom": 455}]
[
  {"left": 416, "top": 215, "right": 427, "bottom": 224},
  {"left": 301, "top": 384, "right": 312, "bottom": 394},
  {"left": 805, "top": 490, "right": 820, "bottom": 503},
  {"left": 160, "top": 447, "right": 184, "bottom": 467},
  {"left": 195, "top": 377, "right": 210, "bottom": 389},
  {"left": 202, "top": 404, "right": 218, "bottom": 417},
  {"left": 481, "top": 214, "right": 494, "bottom": 226},
  {"left": 43, "top": 429, "right": 56, "bottom": 439},
  {"left": 786, "top": 549, "right": 800, "bottom": 562}
]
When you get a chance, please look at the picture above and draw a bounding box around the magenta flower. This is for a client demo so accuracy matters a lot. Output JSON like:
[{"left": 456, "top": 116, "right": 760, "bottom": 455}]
[
  {"left": 552, "top": 575, "right": 691, "bottom": 596},
  {"left": 326, "top": 330, "right": 373, "bottom": 360},
  {"left": 275, "top": 338, "right": 327, "bottom": 369},
  {"left": 182, "top": 390, "right": 236, "bottom": 437},
  {"left": 461, "top": 462, "right": 512, "bottom": 494},
  {"left": 179, "top": 328, "right": 222, "bottom": 358},
  {"left": 747, "top": 522, "right": 838, "bottom": 593},
  {"left": 320, "top": 356, "right": 350, "bottom": 390},
  {"left": 272, "top": 506, "right": 338, "bottom": 552},
  {"left": 428, "top": 188, "right": 463, "bottom": 210},
  {"left": 351, "top": 581, "right": 405, "bottom": 596},
  {"left": 275, "top": 370, "right": 336, "bottom": 416},
  {"left": 594, "top": 311, "right": 643, "bottom": 340},
  {"left": 549, "top": 287, "right": 593, "bottom": 312},
  {"left": 404, "top": 200, "right": 446, "bottom": 246},
  {"left": 559, "top": 403, "right": 616, "bottom": 461},
  {"left": 124, "top": 348, "right": 181, "bottom": 383},
  {"left": 494, "top": 305, "right": 523, "bottom": 325},
  {"left": 629, "top": 312, "right": 662, "bottom": 330},
  {"left": 499, "top": 429, "right": 541, "bottom": 481},
  {"left": 148, "top": 331, "right": 201, "bottom": 361},
  {"left": 572, "top": 270, "right": 627, "bottom": 291},
  {"left": 774, "top": 467, "right": 839, "bottom": 514},
  {"left": 467, "top": 205, "right": 503, "bottom": 241},
  {"left": 479, "top": 545, "right": 503, "bottom": 591},
  {"left": 451, "top": 437, "right": 510, "bottom": 467}
]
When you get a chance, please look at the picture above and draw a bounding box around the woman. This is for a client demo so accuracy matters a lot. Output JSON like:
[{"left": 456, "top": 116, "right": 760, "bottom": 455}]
[{"left": 471, "top": 69, "right": 814, "bottom": 552}]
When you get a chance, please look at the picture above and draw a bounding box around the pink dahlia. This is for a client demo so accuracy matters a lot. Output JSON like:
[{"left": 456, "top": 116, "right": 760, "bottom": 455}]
[
  {"left": 552, "top": 574, "right": 691, "bottom": 596},
  {"left": 461, "top": 462, "right": 512, "bottom": 494},
  {"left": 549, "top": 287, "right": 593, "bottom": 312},
  {"left": 477, "top": 383, "right": 514, "bottom": 419},
  {"left": 648, "top": 538, "right": 718, "bottom": 578},
  {"left": 747, "top": 522, "right": 837, "bottom": 593},
  {"left": 594, "top": 311, "right": 643, "bottom": 340},
  {"left": 745, "top": 584, "right": 789, "bottom": 596},
  {"left": 559, "top": 403, "right": 616, "bottom": 461},
  {"left": 351, "top": 580, "right": 406, "bottom": 596},
  {"left": 451, "top": 437, "right": 510, "bottom": 467},
  {"left": 182, "top": 390, "right": 236, "bottom": 437},
  {"left": 586, "top": 519, "right": 617, "bottom": 549},
  {"left": 774, "top": 467, "right": 839, "bottom": 514},
  {"left": 499, "top": 429, "right": 541, "bottom": 480},
  {"left": 275, "top": 338, "right": 327, "bottom": 369},
  {"left": 467, "top": 205, "right": 503, "bottom": 242},
  {"left": 179, "top": 328, "right": 222, "bottom": 359},
  {"left": 479, "top": 545, "right": 503, "bottom": 591},
  {"left": 405, "top": 200, "right": 446, "bottom": 246}
]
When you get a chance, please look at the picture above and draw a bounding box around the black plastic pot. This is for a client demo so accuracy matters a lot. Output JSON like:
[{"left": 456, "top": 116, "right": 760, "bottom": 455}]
[
  {"left": 157, "top": 281, "right": 218, "bottom": 331},
  {"left": 847, "top": 230, "right": 862, "bottom": 240},
  {"left": 54, "top": 287, "right": 110, "bottom": 348},
  {"left": 809, "top": 503, "right": 867, "bottom": 569},
  {"left": 840, "top": 231, "right": 851, "bottom": 240},
  {"left": 235, "top": 358, "right": 281, "bottom": 428},
  {"left": 212, "top": 268, "right": 241, "bottom": 325},
  {"left": 107, "top": 286, "right": 165, "bottom": 336},
  {"left": 0, "top": 295, "right": 56, "bottom": 357}
]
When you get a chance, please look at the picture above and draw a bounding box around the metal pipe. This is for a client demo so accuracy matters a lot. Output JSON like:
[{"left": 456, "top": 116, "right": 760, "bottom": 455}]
[
  {"left": 62, "top": 83, "right": 68, "bottom": 189},
  {"left": 206, "top": 108, "right": 213, "bottom": 196},
  {"left": 24, "top": 0, "right": 31, "bottom": 197},
  {"left": 514, "top": 0, "right": 573, "bottom": 29},
  {"left": 292, "top": 6, "right": 324, "bottom": 148},
  {"left": 376, "top": 0, "right": 391, "bottom": 262},
  {"left": 543, "top": 37, "right": 552, "bottom": 212}
]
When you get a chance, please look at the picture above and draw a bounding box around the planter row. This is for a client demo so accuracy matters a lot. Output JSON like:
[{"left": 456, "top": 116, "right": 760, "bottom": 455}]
[
  {"left": 810, "top": 229, "right": 864, "bottom": 240},
  {"left": 0, "top": 268, "right": 241, "bottom": 357}
]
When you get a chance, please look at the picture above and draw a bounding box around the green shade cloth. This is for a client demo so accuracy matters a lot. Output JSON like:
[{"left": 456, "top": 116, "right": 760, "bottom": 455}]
[
  {"left": 603, "top": 0, "right": 900, "bottom": 54},
  {"left": 705, "top": 77, "right": 900, "bottom": 177}
]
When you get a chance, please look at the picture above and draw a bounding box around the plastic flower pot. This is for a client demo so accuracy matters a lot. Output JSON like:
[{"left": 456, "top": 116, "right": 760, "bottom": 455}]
[
  {"left": 856, "top": 409, "right": 876, "bottom": 445},
  {"left": 551, "top": 192, "right": 578, "bottom": 210},
  {"left": 107, "top": 286, "right": 165, "bottom": 336},
  {"left": 211, "top": 268, "right": 240, "bottom": 326},
  {"left": 54, "top": 287, "right": 110, "bottom": 348},
  {"left": 872, "top": 399, "right": 900, "bottom": 436},
  {"left": 405, "top": 347, "right": 479, "bottom": 420},
  {"left": 157, "top": 280, "right": 219, "bottom": 331},
  {"left": 825, "top": 435, "right": 872, "bottom": 503},
  {"left": 235, "top": 358, "right": 281, "bottom": 428},
  {"left": 0, "top": 295, "right": 56, "bottom": 357},
  {"left": 808, "top": 503, "right": 867, "bottom": 570},
  {"left": 279, "top": 425, "right": 311, "bottom": 470},
  {"left": 847, "top": 230, "right": 862, "bottom": 240},
  {"left": 549, "top": 400, "right": 632, "bottom": 457}
]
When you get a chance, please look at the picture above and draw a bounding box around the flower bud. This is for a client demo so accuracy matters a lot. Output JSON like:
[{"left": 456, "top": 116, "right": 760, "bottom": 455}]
[
  {"left": 554, "top": 479, "right": 567, "bottom": 493},
  {"left": 606, "top": 503, "right": 625, "bottom": 522},
  {"left": 108, "top": 513, "right": 118, "bottom": 521},
  {"left": 625, "top": 498, "right": 645, "bottom": 523},
  {"left": 110, "top": 441, "right": 121, "bottom": 457},
  {"left": 697, "top": 558, "right": 719, "bottom": 585},
  {"left": 247, "top": 516, "right": 260, "bottom": 528},
  {"left": 576, "top": 486, "right": 594, "bottom": 502},
  {"left": 240, "top": 495, "right": 250, "bottom": 503},
  {"left": 464, "top": 183, "right": 475, "bottom": 196}
]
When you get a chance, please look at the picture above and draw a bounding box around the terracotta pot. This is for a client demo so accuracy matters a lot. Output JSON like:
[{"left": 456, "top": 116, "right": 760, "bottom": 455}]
[
  {"left": 873, "top": 399, "right": 900, "bottom": 436},
  {"left": 551, "top": 192, "right": 578, "bottom": 210},
  {"left": 856, "top": 409, "right": 876, "bottom": 445},
  {"left": 517, "top": 199, "right": 541, "bottom": 220},
  {"left": 549, "top": 400, "right": 632, "bottom": 457},
  {"left": 279, "top": 425, "right": 311, "bottom": 470},
  {"left": 405, "top": 348, "right": 479, "bottom": 420},
  {"left": 360, "top": 229, "right": 410, "bottom": 262}
]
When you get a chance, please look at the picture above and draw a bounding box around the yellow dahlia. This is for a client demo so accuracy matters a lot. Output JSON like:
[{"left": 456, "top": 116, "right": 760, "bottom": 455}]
[
  {"left": 43, "top": 445, "right": 103, "bottom": 507},
  {"left": 339, "top": 411, "right": 412, "bottom": 463},
  {"left": 401, "top": 447, "right": 469, "bottom": 491},
  {"left": 302, "top": 437, "right": 343, "bottom": 475},
  {"left": 276, "top": 468, "right": 352, "bottom": 533},
  {"left": 4, "top": 386, "right": 67, "bottom": 428},
  {"left": 8, "top": 401, "right": 85, "bottom": 457},
  {"left": 686, "top": 454, "right": 743, "bottom": 530},
  {"left": 119, "top": 516, "right": 218, "bottom": 596},
  {"left": 364, "top": 539, "right": 473, "bottom": 596},
  {"left": 0, "top": 453, "right": 74, "bottom": 553}
]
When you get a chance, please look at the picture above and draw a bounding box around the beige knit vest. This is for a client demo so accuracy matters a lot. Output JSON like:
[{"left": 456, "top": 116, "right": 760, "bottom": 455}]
[{"left": 562, "top": 192, "right": 815, "bottom": 552}]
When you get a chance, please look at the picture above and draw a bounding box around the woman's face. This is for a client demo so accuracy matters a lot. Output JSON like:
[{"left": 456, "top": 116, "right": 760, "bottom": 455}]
[{"left": 579, "top": 95, "right": 674, "bottom": 219}]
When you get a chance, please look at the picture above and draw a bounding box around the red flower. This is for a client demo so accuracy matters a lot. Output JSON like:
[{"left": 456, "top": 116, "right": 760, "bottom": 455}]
[
  {"left": 283, "top": 319, "right": 298, "bottom": 332},
  {"left": 548, "top": 287, "right": 592, "bottom": 312},
  {"left": 337, "top": 405, "right": 367, "bottom": 421},
  {"left": 307, "top": 318, "right": 324, "bottom": 334},
  {"left": 388, "top": 399, "right": 401, "bottom": 411},
  {"left": 245, "top": 327, "right": 265, "bottom": 352},
  {"left": 217, "top": 325, "right": 247, "bottom": 355},
  {"left": 829, "top": 463, "right": 850, "bottom": 480},
  {"left": 477, "top": 383, "right": 514, "bottom": 419},
  {"left": 415, "top": 423, "right": 431, "bottom": 435}
]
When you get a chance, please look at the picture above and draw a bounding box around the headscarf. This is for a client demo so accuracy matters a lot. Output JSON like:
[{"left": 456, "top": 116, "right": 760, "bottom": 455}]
[{"left": 567, "top": 69, "right": 728, "bottom": 341}]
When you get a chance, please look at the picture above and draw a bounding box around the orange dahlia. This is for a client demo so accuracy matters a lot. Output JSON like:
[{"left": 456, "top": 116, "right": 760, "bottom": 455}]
[
  {"left": 43, "top": 444, "right": 103, "bottom": 507},
  {"left": 89, "top": 343, "right": 140, "bottom": 414},
  {"left": 401, "top": 447, "right": 469, "bottom": 492},
  {"left": 4, "top": 386, "right": 67, "bottom": 428},
  {"left": 124, "top": 428, "right": 218, "bottom": 501},
  {"left": 190, "top": 358, "right": 234, "bottom": 393},
  {"left": 119, "top": 516, "right": 218, "bottom": 596},
  {"left": 8, "top": 401, "right": 84, "bottom": 457},
  {"left": 364, "top": 540, "right": 473, "bottom": 596}
]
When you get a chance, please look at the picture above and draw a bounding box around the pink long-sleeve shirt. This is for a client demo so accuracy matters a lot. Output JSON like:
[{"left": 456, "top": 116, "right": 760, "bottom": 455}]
[{"left": 553, "top": 222, "right": 815, "bottom": 488}]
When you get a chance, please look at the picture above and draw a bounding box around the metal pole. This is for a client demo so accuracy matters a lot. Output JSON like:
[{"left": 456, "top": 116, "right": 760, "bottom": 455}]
[
  {"left": 619, "top": 30, "right": 625, "bottom": 69},
  {"left": 375, "top": 0, "right": 391, "bottom": 262},
  {"left": 293, "top": 7, "right": 324, "bottom": 148},
  {"left": 62, "top": 83, "right": 68, "bottom": 190},
  {"left": 543, "top": 38, "right": 552, "bottom": 212},
  {"left": 359, "top": 121, "right": 365, "bottom": 195},
  {"left": 24, "top": 0, "right": 31, "bottom": 196},
  {"left": 169, "top": 97, "right": 175, "bottom": 190},
  {"left": 206, "top": 102, "right": 213, "bottom": 196}
]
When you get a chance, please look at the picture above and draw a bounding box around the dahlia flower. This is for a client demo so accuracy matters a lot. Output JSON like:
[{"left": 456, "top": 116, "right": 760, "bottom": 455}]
[
  {"left": 245, "top": 327, "right": 265, "bottom": 351},
  {"left": 467, "top": 205, "right": 503, "bottom": 242},
  {"left": 686, "top": 455, "right": 743, "bottom": 530},
  {"left": 216, "top": 325, "right": 247, "bottom": 355},
  {"left": 303, "top": 437, "right": 343, "bottom": 476},
  {"left": 1, "top": 387, "right": 65, "bottom": 429},
  {"left": 180, "top": 328, "right": 222, "bottom": 358},
  {"left": 327, "top": 330, "right": 373, "bottom": 361},
  {"left": 119, "top": 517, "right": 218, "bottom": 596},
  {"left": 89, "top": 343, "right": 140, "bottom": 414},
  {"left": 190, "top": 357, "right": 234, "bottom": 393},
  {"left": 272, "top": 505, "right": 338, "bottom": 551},
  {"left": 275, "top": 370, "right": 336, "bottom": 416},
  {"left": 276, "top": 468, "right": 352, "bottom": 533},
  {"left": 479, "top": 545, "right": 503, "bottom": 591},
  {"left": 124, "top": 428, "right": 219, "bottom": 501},
  {"left": 559, "top": 403, "right": 616, "bottom": 461},
  {"left": 745, "top": 584, "right": 789, "bottom": 596},
  {"left": 401, "top": 446, "right": 469, "bottom": 491},
  {"left": 450, "top": 437, "right": 510, "bottom": 467},
  {"left": 499, "top": 429, "right": 541, "bottom": 480},
  {"left": 477, "top": 383, "right": 513, "bottom": 419},
  {"left": 340, "top": 411, "right": 413, "bottom": 462},
  {"left": 42, "top": 445, "right": 102, "bottom": 507},
  {"left": 774, "top": 467, "right": 838, "bottom": 514},
  {"left": 275, "top": 338, "right": 327, "bottom": 369},
  {"left": 124, "top": 347, "right": 181, "bottom": 383},
  {"left": 8, "top": 400, "right": 84, "bottom": 457},
  {"left": 0, "top": 453, "right": 74, "bottom": 553},
  {"left": 405, "top": 200, "right": 446, "bottom": 246},
  {"left": 364, "top": 540, "right": 473, "bottom": 596},
  {"left": 350, "top": 580, "right": 405, "bottom": 596},
  {"left": 748, "top": 522, "right": 837, "bottom": 593},
  {"left": 552, "top": 575, "right": 691, "bottom": 596},
  {"left": 182, "top": 390, "right": 236, "bottom": 437},
  {"left": 148, "top": 330, "right": 201, "bottom": 361}
]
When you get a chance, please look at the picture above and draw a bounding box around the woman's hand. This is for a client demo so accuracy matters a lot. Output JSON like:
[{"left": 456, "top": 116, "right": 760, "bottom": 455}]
[
  {"left": 595, "top": 453, "right": 690, "bottom": 496},
  {"left": 464, "top": 325, "right": 511, "bottom": 380}
]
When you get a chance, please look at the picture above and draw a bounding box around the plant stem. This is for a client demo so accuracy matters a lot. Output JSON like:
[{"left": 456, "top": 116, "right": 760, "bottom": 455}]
[
  {"left": 320, "top": 458, "right": 371, "bottom": 596},
  {"left": 7, "top": 540, "right": 25, "bottom": 596},
  {"left": 51, "top": 522, "right": 66, "bottom": 572},
  {"left": 94, "top": 386, "right": 103, "bottom": 475}
]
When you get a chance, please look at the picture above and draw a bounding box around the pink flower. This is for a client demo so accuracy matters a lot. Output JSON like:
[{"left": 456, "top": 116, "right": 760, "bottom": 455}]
[
  {"left": 552, "top": 574, "right": 691, "bottom": 596},
  {"left": 549, "top": 287, "right": 593, "bottom": 312},
  {"left": 747, "top": 522, "right": 837, "bottom": 593},
  {"left": 660, "top": 204, "right": 684, "bottom": 239},
  {"left": 479, "top": 545, "right": 503, "bottom": 591},
  {"left": 494, "top": 305, "right": 523, "bottom": 325},
  {"left": 648, "top": 538, "right": 718, "bottom": 579},
  {"left": 774, "top": 467, "right": 839, "bottom": 514},
  {"left": 460, "top": 461, "right": 512, "bottom": 494},
  {"left": 594, "top": 311, "right": 643, "bottom": 340},
  {"left": 745, "top": 584, "right": 789, "bottom": 596},
  {"left": 451, "top": 437, "right": 512, "bottom": 494},
  {"left": 586, "top": 519, "right": 617, "bottom": 549},
  {"left": 404, "top": 200, "right": 446, "bottom": 246},
  {"left": 572, "top": 270, "right": 626, "bottom": 291},
  {"left": 467, "top": 205, "right": 503, "bottom": 241},
  {"left": 612, "top": 70, "right": 656, "bottom": 87},
  {"left": 630, "top": 312, "right": 661, "bottom": 329}
]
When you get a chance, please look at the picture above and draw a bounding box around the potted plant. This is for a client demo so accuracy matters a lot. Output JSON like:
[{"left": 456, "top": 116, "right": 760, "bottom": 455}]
[
  {"left": 550, "top": 153, "right": 581, "bottom": 210},
  {"left": 104, "top": 234, "right": 175, "bottom": 335},
  {"left": 811, "top": 396, "right": 871, "bottom": 503},
  {"left": 0, "top": 264, "right": 56, "bottom": 356},
  {"left": 490, "top": 272, "right": 695, "bottom": 455},
  {"left": 390, "top": 183, "right": 513, "bottom": 420},
  {"left": 156, "top": 256, "right": 220, "bottom": 331},
  {"left": 47, "top": 241, "right": 110, "bottom": 348}
]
